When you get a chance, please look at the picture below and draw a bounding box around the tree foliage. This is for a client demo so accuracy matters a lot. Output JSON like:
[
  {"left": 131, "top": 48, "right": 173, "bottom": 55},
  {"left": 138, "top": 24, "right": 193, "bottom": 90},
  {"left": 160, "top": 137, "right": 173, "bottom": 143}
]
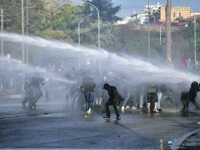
[
  {"left": 0, "top": 0, "right": 22, "bottom": 33},
  {"left": 83, "top": 0, "right": 121, "bottom": 23},
  {"left": 52, "top": 4, "right": 77, "bottom": 30}
]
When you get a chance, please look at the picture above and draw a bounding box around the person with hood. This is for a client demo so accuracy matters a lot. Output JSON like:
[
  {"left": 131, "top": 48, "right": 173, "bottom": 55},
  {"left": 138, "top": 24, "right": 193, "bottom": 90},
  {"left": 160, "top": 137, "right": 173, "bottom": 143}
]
[
  {"left": 181, "top": 81, "right": 200, "bottom": 115},
  {"left": 103, "top": 83, "right": 124, "bottom": 120}
]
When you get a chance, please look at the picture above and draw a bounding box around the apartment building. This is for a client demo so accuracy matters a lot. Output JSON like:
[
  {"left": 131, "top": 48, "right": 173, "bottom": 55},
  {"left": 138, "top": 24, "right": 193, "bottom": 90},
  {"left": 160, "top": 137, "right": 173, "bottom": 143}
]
[{"left": 160, "top": 6, "right": 191, "bottom": 22}]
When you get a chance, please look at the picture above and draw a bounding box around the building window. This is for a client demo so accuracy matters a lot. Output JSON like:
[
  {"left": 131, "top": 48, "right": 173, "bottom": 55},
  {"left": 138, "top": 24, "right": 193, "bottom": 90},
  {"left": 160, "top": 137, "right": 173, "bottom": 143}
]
[{"left": 174, "top": 12, "right": 180, "bottom": 18}]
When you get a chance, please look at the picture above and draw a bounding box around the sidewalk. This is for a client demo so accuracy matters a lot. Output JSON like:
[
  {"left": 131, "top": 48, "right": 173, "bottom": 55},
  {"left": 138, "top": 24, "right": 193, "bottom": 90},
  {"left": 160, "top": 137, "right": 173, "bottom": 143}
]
[
  {"left": 172, "top": 122, "right": 200, "bottom": 150},
  {"left": 0, "top": 88, "right": 22, "bottom": 98},
  {"left": 0, "top": 91, "right": 200, "bottom": 149}
]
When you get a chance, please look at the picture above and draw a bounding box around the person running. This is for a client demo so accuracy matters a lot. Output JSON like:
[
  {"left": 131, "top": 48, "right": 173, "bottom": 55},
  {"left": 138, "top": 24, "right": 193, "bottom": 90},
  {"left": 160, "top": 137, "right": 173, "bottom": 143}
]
[
  {"left": 21, "top": 75, "right": 32, "bottom": 107},
  {"left": 103, "top": 83, "right": 124, "bottom": 120},
  {"left": 80, "top": 74, "right": 96, "bottom": 115},
  {"left": 29, "top": 76, "right": 44, "bottom": 109},
  {"left": 147, "top": 84, "right": 159, "bottom": 113}
]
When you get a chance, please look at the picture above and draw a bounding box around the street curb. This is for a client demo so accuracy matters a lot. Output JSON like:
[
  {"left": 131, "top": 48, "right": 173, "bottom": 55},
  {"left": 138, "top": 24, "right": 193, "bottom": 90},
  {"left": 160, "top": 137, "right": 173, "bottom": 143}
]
[
  {"left": 0, "top": 93, "right": 22, "bottom": 99},
  {"left": 171, "top": 128, "right": 200, "bottom": 150}
]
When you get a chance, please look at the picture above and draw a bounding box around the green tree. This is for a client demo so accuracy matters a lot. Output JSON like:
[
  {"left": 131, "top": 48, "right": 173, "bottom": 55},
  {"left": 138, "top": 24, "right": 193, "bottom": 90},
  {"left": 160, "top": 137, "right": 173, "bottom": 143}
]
[
  {"left": 175, "top": 17, "right": 184, "bottom": 22},
  {"left": 28, "top": 0, "right": 50, "bottom": 34},
  {"left": 0, "top": 0, "right": 50, "bottom": 34},
  {"left": 83, "top": 0, "right": 121, "bottom": 23},
  {"left": 52, "top": 4, "right": 77, "bottom": 30},
  {"left": 0, "top": 0, "right": 22, "bottom": 33}
]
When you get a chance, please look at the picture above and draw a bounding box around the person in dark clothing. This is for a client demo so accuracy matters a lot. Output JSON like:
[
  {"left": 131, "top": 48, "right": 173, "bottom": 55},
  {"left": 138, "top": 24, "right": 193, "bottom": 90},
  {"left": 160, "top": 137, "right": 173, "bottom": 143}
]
[
  {"left": 103, "top": 83, "right": 124, "bottom": 120},
  {"left": 181, "top": 81, "right": 200, "bottom": 115},
  {"left": 21, "top": 76, "right": 32, "bottom": 107},
  {"left": 29, "top": 76, "right": 44, "bottom": 109},
  {"left": 80, "top": 74, "right": 96, "bottom": 114},
  {"left": 147, "top": 84, "right": 159, "bottom": 113}
]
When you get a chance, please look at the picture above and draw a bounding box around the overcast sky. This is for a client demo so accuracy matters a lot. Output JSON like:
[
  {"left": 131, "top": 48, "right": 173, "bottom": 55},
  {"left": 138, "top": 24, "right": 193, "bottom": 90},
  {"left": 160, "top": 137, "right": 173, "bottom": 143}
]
[{"left": 75, "top": 0, "right": 200, "bottom": 18}]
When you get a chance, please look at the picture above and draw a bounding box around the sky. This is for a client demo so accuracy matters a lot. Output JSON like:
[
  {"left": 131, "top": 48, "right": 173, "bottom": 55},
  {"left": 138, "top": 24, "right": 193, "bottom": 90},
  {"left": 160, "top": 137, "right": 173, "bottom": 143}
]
[{"left": 74, "top": 0, "right": 200, "bottom": 18}]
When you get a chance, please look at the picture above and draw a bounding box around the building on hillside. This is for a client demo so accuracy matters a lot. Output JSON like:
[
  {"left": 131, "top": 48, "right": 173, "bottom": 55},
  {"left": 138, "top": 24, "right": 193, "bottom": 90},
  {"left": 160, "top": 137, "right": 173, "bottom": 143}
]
[
  {"left": 115, "top": 12, "right": 149, "bottom": 25},
  {"left": 116, "top": 2, "right": 162, "bottom": 25},
  {"left": 143, "top": 2, "right": 162, "bottom": 23},
  {"left": 191, "top": 12, "right": 200, "bottom": 17},
  {"left": 144, "top": 2, "right": 161, "bottom": 16},
  {"left": 160, "top": 6, "right": 191, "bottom": 22},
  {"left": 116, "top": 3, "right": 194, "bottom": 25},
  {"left": 115, "top": 17, "right": 133, "bottom": 25},
  {"left": 184, "top": 12, "right": 200, "bottom": 22},
  {"left": 132, "top": 13, "right": 148, "bottom": 24}
]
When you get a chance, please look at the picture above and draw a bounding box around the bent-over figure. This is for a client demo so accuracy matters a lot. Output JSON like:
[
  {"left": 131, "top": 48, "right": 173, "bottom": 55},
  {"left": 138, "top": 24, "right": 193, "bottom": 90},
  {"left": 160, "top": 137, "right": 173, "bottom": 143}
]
[
  {"left": 181, "top": 81, "right": 200, "bottom": 115},
  {"left": 103, "top": 83, "right": 124, "bottom": 120}
]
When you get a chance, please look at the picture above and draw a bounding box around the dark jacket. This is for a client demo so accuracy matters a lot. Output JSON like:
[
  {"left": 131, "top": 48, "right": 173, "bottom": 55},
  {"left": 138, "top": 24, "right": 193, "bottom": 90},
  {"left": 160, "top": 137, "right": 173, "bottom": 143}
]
[
  {"left": 189, "top": 81, "right": 200, "bottom": 100},
  {"left": 103, "top": 83, "right": 124, "bottom": 104}
]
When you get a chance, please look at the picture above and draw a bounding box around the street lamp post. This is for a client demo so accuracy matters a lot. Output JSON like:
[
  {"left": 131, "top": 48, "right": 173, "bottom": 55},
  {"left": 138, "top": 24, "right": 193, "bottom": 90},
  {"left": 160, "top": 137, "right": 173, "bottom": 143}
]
[
  {"left": 26, "top": 0, "right": 29, "bottom": 64},
  {"left": 1, "top": 9, "right": 3, "bottom": 57},
  {"left": 147, "top": 0, "right": 150, "bottom": 59},
  {"left": 78, "top": 14, "right": 93, "bottom": 45},
  {"left": 83, "top": 0, "right": 100, "bottom": 49},
  {"left": 21, "top": 0, "right": 25, "bottom": 63},
  {"left": 194, "top": 15, "right": 197, "bottom": 64},
  {"left": 77, "top": 14, "right": 92, "bottom": 70},
  {"left": 166, "top": 0, "right": 172, "bottom": 61},
  {"left": 160, "top": 23, "right": 164, "bottom": 45}
]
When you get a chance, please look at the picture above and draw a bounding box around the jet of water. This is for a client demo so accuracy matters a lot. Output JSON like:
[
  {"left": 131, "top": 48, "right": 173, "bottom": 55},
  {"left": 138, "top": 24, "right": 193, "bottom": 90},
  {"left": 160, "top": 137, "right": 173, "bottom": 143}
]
[{"left": 0, "top": 32, "right": 199, "bottom": 110}]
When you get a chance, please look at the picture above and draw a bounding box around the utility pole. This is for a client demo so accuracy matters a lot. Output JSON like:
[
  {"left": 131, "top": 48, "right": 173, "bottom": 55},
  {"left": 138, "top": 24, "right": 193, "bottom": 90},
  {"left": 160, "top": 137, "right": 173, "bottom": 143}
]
[
  {"left": 166, "top": 0, "right": 172, "bottom": 60},
  {"left": 160, "top": 23, "right": 164, "bottom": 45},
  {"left": 26, "top": 0, "right": 29, "bottom": 64},
  {"left": 147, "top": 0, "right": 150, "bottom": 60},
  {"left": 78, "top": 14, "right": 93, "bottom": 70},
  {"left": 1, "top": 9, "right": 3, "bottom": 57},
  {"left": 83, "top": 1, "right": 100, "bottom": 49},
  {"left": 78, "top": 14, "right": 92, "bottom": 45},
  {"left": 194, "top": 15, "right": 197, "bottom": 63},
  {"left": 22, "top": 0, "right": 25, "bottom": 63}
]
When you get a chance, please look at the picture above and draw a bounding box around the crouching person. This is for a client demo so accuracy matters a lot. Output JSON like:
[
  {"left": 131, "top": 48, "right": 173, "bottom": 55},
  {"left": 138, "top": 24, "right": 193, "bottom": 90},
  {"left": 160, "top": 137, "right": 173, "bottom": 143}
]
[
  {"left": 103, "top": 83, "right": 124, "bottom": 120},
  {"left": 21, "top": 76, "right": 32, "bottom": 108},
  {"left": 29, "top": 76, "right": 44, "bottom": 110},
  {"left": 188, "top": 81, "right": 200, "bottom": 110},
  {"left": 181, "top": 81, "right": 200, "bottom": 115}
]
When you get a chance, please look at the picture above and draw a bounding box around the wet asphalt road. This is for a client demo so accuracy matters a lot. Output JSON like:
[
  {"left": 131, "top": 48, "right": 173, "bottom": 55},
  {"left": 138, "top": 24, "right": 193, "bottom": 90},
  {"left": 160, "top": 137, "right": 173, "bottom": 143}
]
[{"left": 0, "top": 95, "right": 200, "bottom": 149}]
